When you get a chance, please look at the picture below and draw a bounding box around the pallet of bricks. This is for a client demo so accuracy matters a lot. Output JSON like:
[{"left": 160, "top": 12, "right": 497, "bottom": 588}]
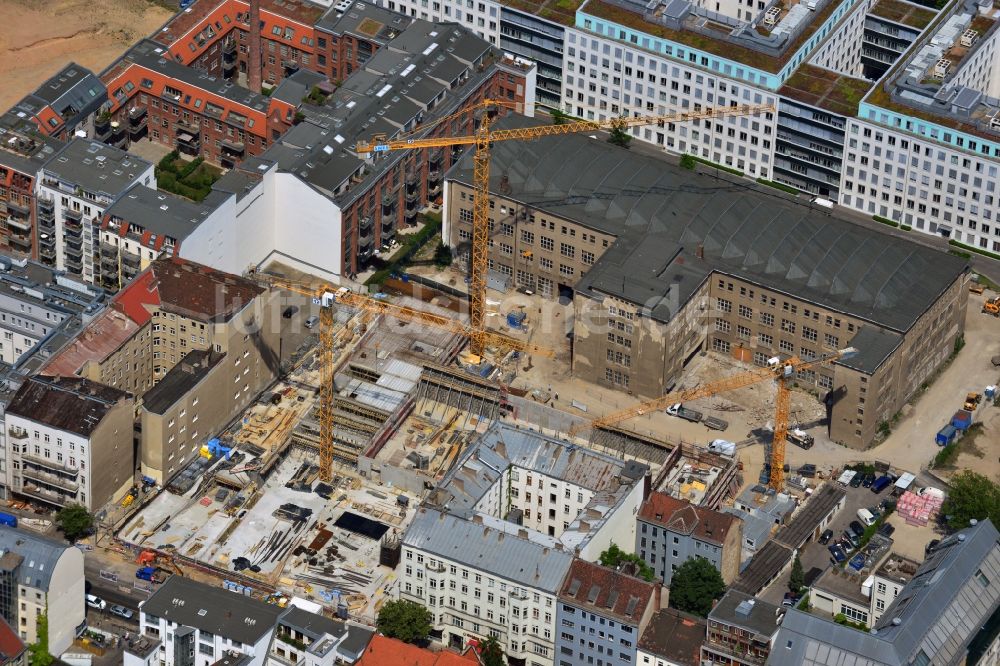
[{"left": 896, "top": 491, "right": 944, "bottom": 526}]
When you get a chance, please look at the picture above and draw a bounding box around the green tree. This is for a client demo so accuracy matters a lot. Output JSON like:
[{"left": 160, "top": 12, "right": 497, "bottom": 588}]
[
  {"left": 680, "top": 154, "right": 697, "bottom": 170},
  {"left": 789, "top": 554, "right": 805, "bottom": 593},
  {"left": 55, "top": 504, "right": 93, "bottom": 543},
  {"left": 598, "top": 543, "right": 656, "bottom": 582},
  {"left": 480, "top": 634, "right": 505, "bottom": 666},
  {"left": 550, "top": 108, "right": 568, "bottom": 125},
  {"left": 433, "top": 242, "right": 452, "bottom": 267},
  {"left": 942, "top": 471, "right": 1000, "bottom": 530},
  {"left": 376, "top": 599, "right": 432, "bottom": 644},
  {"left": 669, "top": 557, "right": 726, "bottom": 618},
  {"left": 608, "top": 124, "right": 632, "bottom": 149},
  {"left": 29, "top": 612, "right": 52, "bottom": 666}
]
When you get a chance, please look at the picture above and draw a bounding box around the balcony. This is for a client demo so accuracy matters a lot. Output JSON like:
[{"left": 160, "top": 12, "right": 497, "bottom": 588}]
[
  {"left": 39, "top": 245, "right": 56, "bottom": 264},
  {"left": 64, "top": 208, "right": 82, "bottom": 222},
  {"left": 404, "top": 207, "right": 417, "bottom": 223},
  {"left": 6, "top": 214, "right": 31, "bottom": 232},
  {"left": 101, "top": 243, "right": 118, "bottom": 258},
  {"left": 20, "top": 482, "right": 73, "bottom": 508},
  {"left": 37, "top": 197, "right": 54, "bottom": 214},
  {"left": 8, "top": 234, "right": 31, "bottom": 251},
  {"left": 177, "top": 132, "right": 201, "bottom": 156},
  {"left": 65, "top": 256, "right": 83, "bottom": 274},
  {"left": 7, "top": 427, "right": 28, "bottom": 441},
  {"left": 22, "top": 466, "right": 79, "bottom": 493},
  {"left": 428, "top": 182, "right": 442, "bottom": 198},
  {"left": 122, "top": 251, "right": 141, "bottom": 268}
]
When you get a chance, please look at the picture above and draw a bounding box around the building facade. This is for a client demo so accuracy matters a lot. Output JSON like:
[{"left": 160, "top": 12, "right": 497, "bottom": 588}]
[
  {"left": 636, "top": 492, "right": 741, "bottom": 586},
  {"left": 4, "top": 377, "right": 134, "bottom": 511},
  {"left": 0, "top": 528, "right": 85, "bottom": 654},
  {"left": 702, "top": 591, "right": 782, "bottom": 666},
  {"left": 554, "top": 559, "right": 659, "bottom": 666}
]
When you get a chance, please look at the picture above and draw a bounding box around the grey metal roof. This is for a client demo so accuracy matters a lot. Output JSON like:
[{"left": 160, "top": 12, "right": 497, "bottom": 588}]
[
  {"left": 142, "top": 350, "right": 223, "bottom": 414},
  {"left": 105, "top": 184, "right": 219, "bottom": 243},
  {"left": 835, "top": 326, "right": 904, "bottom": 374},
  {"left": 768, "top": 520, "right": 1000, "bottom": 666},
  {"left": 278, "top": 606, "right": 345, "bottom": 640},
  {"left": 0, "top": 526, "right": 75, "bottom": 591},
  {"left": 42, "top": 138, "right": 151, "bottom": 199},
  {"left": 141, "top": 576, "right": 284, "bottom": 645},
  {"left": 450, "top": 119, "right": 968, "bottom": 335},
  {"left": 774, "top": 484, "right": 846, "bottom": 549},
  {"left": 731, "top": 541, "right": 793, "bottom": 595},
  {"left": 402, "top": 507, "right": 574, "bottom": 593},
  {"left": 315, "top": 0, "right": 409, "bottom": 37},
  {"left": 23, "top": 63, "right": 107, "bottom": 130},
  {"left": 270, "top": 69, "right": 328, "bottom": 107},
  {"left": 723, "top": 507, "right": 772, "bottom": 547}
]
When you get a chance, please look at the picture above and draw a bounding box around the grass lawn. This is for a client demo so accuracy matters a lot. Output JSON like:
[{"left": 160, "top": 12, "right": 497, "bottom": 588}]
[{"left": 155, "top": 151, "right": 223, "bottom": 202}]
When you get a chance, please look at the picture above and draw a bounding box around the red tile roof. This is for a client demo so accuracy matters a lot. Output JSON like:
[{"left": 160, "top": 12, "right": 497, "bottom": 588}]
[
  {"left": 0, "top": 616, "right": 25, "bottom": 663},
  {"left": 39, "top": 307, "right": 143, "bottom": 377},
  {"left": 638, "top": 492, "right": 737, "bottom": 546},
  {"left": 637, "top": 608, "right": 706, "bottom": 666},
  {"left": 356, "top": 635, "right": 479, "bottom": 666},
  {"left": 558, "top": 559, "right": 658, "bottom": 625}
]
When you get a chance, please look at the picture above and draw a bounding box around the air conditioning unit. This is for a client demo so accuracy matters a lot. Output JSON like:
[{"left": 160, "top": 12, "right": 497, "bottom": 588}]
[
  {"left": 764, "top": 6, "right": 781, "bottom": 25},
  {"left": 961, "top": 29, "right": 979, "bottom": 47},
  {"left": 934, "top": 59, "right": 952, "bottom": 78}
]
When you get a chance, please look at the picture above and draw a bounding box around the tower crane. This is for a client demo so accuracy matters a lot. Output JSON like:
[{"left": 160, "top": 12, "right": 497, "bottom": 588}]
[
  {"left": 250, "top": 271, "right": 552, "bottom": 481},
  {"left": 355, "top": 100, "right": 776, "bottom": 355},
  {"left": 567, "top": 347, "right": 857, "bottom": 490}
]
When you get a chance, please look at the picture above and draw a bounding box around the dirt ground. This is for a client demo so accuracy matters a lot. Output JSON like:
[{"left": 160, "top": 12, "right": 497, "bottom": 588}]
[{"left": 0, "top": 0, "right": 172, "bottom": 111}]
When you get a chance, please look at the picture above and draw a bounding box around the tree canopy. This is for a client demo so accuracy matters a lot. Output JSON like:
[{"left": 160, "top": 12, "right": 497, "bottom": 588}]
[
  {"left": 669, "top": 557, "right": 726, "bottom": 618},
  {"left": 55, "top": 504, "right": 93, "bottom": 543},
  {"left": 376, "top": 599, "right": 432, "bottom": 644},
  {"left": 608, "top": 124, "right": 632, "bottom": 149},
  {"left": 789, "top": 554, "right": 805, "bottom": 593},
  {"left": 598, "top": 543, "right": 656, "bottom": 582},
  {"left": 942, "top": 471, "right": 1000, "bottom": 530},
  {"left": 480, "top": 634, "right": 505, "bottom": 666}
]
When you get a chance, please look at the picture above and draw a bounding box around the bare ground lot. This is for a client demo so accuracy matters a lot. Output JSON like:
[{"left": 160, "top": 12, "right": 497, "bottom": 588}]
[{"left": 0, "top": 0, "right": 172, "bottom": 111}]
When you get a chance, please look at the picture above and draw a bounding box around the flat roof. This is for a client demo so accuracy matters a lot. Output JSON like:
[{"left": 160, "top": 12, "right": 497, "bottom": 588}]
[
  {"left": 500, "top": 0, "right": 585, "bottom": 27},
  {"left": 105, "top": 184, "right": 219, "bottom": 244},
  {"left": 813, "top": 566, "right": 871, "bottom": 606},
  {"left": 451, "top": 118, "right": 969, "bottom": 336},
  {"left": 835, "top": 326, "right": 903, "bottom": 374},
  {"left": 7, "top": 376, "right": 128, "bottom": 437},
  {"left": 580, "top": 0, "right": 848, "bottom": 75},
  {"left": 868, "top": 0, "right": 938, "bottom": 29},
  {"left": 709, "top": 589, "right": 784, "bottom": 637},
  {"left": 42, "top": 138, "right": 151, "bottom": 198},
  {"left": 779, "top": 64, "right": 874, "bottom": 116},
  {"left": 141, "top": 350, "right": 223, "bottom": 414},
  {"left": 774, "top": 483, "right": 846, "bottom": 549}
]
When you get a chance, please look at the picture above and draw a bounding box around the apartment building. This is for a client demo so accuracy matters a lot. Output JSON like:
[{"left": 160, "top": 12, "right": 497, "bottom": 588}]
[
  {"left": 702, "top": 591, "right": 783, "bottom": 666},
  {"left": 0, "top": 528, "right": 84, "bottom": 655},
  {"left": 771, "top": 519, "right": 1000, "bottom": 666},
  {"left": 0, "top": 258, "right": 104, "bottom": 365},
  {"left": 445, "top": 125, "right": 969, "bottom": 447},
  {"left": 400, "top": 423, "right": 648, "bottom": 665},
  {"left": 636, "top": 492, "right": 741, "bottom": 586},
  {"left": 554, "top": 559, "right": 660, "bottom": 666},
  {"left": 4, "top": 376, "right": 134, "bottom": 510},
  {"left": 100, "top": 39, "right": 296, "bottom": 167},
  {"left": 12, "top": 63, "right": 107, "bottom": 142},
  {"left": 869, "top": 552, "right": 918, "bottom": 625},
  {"left": 268, "top": 606, "right": 374, "bottom": 666},
  {"left": 35, "top": 138, "right": 153, "bottom": 284},
  {"left": 807, "top": 549, "right": 918, "bottom": 629},
  {"left": 0, "top": 108, "right": 62, "bottom": 261},
  {"left": 636, "top": 608, "right": 705, "bottom": 666}
]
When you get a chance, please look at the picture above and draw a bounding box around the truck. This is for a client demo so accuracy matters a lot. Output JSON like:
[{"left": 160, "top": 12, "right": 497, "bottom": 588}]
[
  {"left": 983, "top": 297, "right": 1000, "bottom": 316},
  {"left": 936, "top": 424, "right": 958, "bottom": 447},
  {"left": 951, "top": 409, "right": 974, "bottom": 432},
  {"left": 964, "top": 392, "right": 983, "bottom": 412},
  {"left": 666, "top": 403, "right": 703, "bottom": 423},
  {"left": 787, "top": 429, "right": 814, "bottom": 449},
  {"left": 707, "top": 439, "right": 736, "bottom": 456},
  {"left": 136, "top": 566, "right": 165, "bottom": 584},
  {"left": 0, "top": 513, "right": 16, "bottom": 528},
  {"left": 703, "top": 416, "right": 729, "bottom": 431}
]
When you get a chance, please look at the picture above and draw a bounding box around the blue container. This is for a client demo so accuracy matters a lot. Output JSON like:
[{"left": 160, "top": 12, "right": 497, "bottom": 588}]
[
  {"left": 952, "top": 410, "right": 973, "bottom": 431},
  {"left": 936, "top": 424, "right": 958, "bottom": 447},
  {"left": 0, "top": 513, "right": 17, "bottom": 528}
]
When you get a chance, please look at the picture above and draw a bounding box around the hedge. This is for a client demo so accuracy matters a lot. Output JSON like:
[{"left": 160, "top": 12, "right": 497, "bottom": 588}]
[
  {"left": 872, "top": 215, "right": 900, "bottom": 228},
  {"left": 949, "top": 239, "right": 1000, "bottom": 262},
  {"left": 756, "top": 178, "right": 800, "bottom": 195}
]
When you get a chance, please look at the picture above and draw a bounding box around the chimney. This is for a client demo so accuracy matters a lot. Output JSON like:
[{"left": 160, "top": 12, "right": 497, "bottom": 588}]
[
  {"left": 248, "top": 0, "right": 263, "bottom": 92},
  {"left": 696, "top": 244, "right": 705, "bottom": 260}
]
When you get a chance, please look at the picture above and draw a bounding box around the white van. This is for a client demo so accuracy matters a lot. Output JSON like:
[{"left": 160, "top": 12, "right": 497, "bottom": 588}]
[
  {"left": 857, "top": 508, "right": 877, "bottom": 527},
  {"left": 86, "top": 594, "right": 106, "bottom": 610}
]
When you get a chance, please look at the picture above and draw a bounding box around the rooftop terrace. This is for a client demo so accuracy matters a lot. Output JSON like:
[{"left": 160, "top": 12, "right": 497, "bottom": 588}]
[
  {"left": 502, "top": 0, "right": 586, "bottom": 26},
  {"left": 779, "top": 64, "right": 874, "bottom": 115},
  {"left": 868, "top": 0, "right": 938, "bottom": 29}
]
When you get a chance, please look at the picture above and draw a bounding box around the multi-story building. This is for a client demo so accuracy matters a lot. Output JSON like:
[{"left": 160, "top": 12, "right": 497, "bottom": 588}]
[
  {"left": 35, "top": 138, "right": 154, "bottom": 283},
  {"left": 11, "top": 63, "right": 107, "bottom": 142},
  {"left": 399, "top": 422, "right": 648, "bottom": 665},
  {"left": 4, "top": 376, "right": 134, "bottom": 510},
  {"left": 636, "top": 608, "right": 705, "bottom": 666},
  {"left": 0, "top": 527, "right": 85, "bottom": 654},
  {"left": 0, "top": 108, "right": 62, "bottom": 261},
  {"left": 0, "top": 258, "right": 104, "bottom": 366},
  {"left": 635, "top": 492, "right": 741, "bottom": 585},
  {"left": 869, "top": 552, "right": 918, "bottom": 625},
  {"left": 808, "top": 547, "right": 917, "bottom": 629},
  {"left": 771, "top": 519, "right": 1000, "bottom": 666},
  {"left": 702, "top": 591, "right": 783, "bottom": 666},
  {"left": 127, "top": 576, "right": 373, "bottom": 666},
  {"left": 444, "top": 126, "right": 969, "bottom": 448},
  {"left": 554, "top": 559, "right": 660, "bottom": 666}
]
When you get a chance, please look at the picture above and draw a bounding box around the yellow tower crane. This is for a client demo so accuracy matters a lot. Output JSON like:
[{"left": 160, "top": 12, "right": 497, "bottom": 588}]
[
  {"left": 567, "top": 347, "right": 857, "bottom": 490},
  {"left": 355, "top": 100, "right": 776, "bottom": 355},
  {"left": 250, "top": 272, "right": 552, "bottom": 480}
]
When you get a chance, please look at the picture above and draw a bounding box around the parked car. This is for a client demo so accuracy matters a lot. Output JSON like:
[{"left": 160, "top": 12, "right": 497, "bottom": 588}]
[
  {"left": 861, "top": 473, "right": 875, "bottom": 488},
  {"left": 829, "top": 544, "right": 847, "bottom": 563},
  {"left": 305, "top": 315, "right": 320, "bottom": 328},
  {"left": 798, "top": 463, "right": 817, "bottom": 478},
  {"left": 849, "top": 473, "right": 864, "bottom": 488},
  {"left": 878, "top": 523, "right": 896, "bottom": 537},
  {"left": 849, "top": 521, "right": 866, "bottom": 538},
  {"left": 109, "top": 605, "right": 134, "bottom": 620},
  {"left": 819, "top": 528, "right": 834, "bottom": 545},
  {"left": 926, "top": 539, "right": 941, "bottom": 554},
  {"left": 842, "top": 531, "right": 860, "bottom": 550},
  {"left": 282, "top": 305, "right": 299, "bottom": 319},
  {"left": 783, "top": 592, "right": 802, "bottom": 607},
  {"left": 86, "top": 594, "right": 106, "bottom": 610},
  {"left": 872, "top": 475, "right": 894, "bottom": 493}
]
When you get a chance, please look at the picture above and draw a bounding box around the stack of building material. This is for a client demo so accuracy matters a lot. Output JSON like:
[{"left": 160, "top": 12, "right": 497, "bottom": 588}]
[{"left": 896, "top": 491, "right": 944, "bottom": 526}]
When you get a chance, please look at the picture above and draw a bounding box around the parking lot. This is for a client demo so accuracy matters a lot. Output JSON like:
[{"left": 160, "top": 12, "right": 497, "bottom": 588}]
[{"left": 760, "top": 477, "right": 903, "bottom": 604}]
